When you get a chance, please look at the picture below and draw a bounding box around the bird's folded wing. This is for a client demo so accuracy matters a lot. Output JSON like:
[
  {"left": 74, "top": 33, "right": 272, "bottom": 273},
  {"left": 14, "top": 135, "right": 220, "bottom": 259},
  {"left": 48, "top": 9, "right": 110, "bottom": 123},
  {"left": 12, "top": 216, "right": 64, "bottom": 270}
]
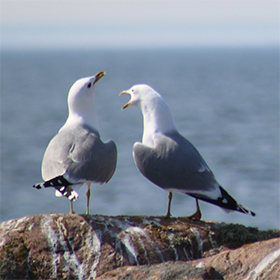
[{"left": 133, "top": 133, "right": 218, "bottom": 193}]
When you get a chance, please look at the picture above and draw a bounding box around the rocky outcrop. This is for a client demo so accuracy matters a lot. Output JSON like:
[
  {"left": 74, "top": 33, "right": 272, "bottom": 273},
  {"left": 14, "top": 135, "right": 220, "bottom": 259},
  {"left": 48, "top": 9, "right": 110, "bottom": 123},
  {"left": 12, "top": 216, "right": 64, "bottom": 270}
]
[
  {"left": 98, "top": 238, "right": 279, "bottom": 280},
  {"left": 98, "top": 261, "right": 224, "bottom": 280},
  {"left": 0, "top": 214, "right": 279, "bottom": 279}
]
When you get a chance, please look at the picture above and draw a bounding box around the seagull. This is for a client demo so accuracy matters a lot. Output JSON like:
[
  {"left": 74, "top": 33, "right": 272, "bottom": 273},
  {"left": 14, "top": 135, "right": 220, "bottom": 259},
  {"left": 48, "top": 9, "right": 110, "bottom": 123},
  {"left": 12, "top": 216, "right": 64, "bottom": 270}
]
[
  {"left": 120, "top": 84, "right": 255, "bottom": 220},
  {"left": 33, "top": 71, "right": 117, "bottom": 214}
]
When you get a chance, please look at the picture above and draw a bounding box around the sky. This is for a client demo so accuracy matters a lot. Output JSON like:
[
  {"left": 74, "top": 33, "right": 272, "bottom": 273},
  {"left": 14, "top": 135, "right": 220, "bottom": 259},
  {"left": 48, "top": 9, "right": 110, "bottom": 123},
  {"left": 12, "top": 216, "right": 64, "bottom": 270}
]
[{"left": 1, "top": 1, "right": 279, "bottom": 50}]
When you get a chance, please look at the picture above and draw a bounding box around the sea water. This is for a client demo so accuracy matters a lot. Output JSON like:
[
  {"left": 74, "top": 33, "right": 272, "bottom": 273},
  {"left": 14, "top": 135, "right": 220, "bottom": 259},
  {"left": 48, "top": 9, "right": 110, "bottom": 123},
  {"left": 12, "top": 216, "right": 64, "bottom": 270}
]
[{"left": 1, "top": 47, "right": 279, "bottom": 229}]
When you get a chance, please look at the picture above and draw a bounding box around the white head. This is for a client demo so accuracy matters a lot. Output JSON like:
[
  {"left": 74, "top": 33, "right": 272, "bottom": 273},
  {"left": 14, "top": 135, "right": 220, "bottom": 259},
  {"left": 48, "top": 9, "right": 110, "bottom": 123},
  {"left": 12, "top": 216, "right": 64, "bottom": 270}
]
[
  {"left": 120, "top": 84, "right": 177, "bottom": 146},
  {"left": 64, "top": 71, "right": 105, "bottom": 130}
]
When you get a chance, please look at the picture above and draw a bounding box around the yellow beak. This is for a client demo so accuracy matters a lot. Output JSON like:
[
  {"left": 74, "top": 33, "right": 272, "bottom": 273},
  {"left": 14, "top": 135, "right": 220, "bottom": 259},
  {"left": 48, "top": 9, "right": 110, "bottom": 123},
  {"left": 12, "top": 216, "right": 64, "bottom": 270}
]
[
  {"left": 119, "top": 90, "right": 131, "bottom": 110},
  {"left": 93, "top": 71, "right": 106, "bottom": 84}
]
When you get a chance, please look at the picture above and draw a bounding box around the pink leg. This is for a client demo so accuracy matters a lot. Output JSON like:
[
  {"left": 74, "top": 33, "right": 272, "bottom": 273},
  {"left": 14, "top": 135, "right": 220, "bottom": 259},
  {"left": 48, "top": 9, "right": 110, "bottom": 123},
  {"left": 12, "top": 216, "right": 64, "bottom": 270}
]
[
  {"left": 86, "top": 183, "right": 91, "bottom": 215},
  {"left": 187, "top": 198, "right": 202, "bottom": 220},
  {"left": 165, "top": 192, "right": 173, "bottom": 218},
  {"left": 70, "top": 200, "right": 75, "bottom": 214}
]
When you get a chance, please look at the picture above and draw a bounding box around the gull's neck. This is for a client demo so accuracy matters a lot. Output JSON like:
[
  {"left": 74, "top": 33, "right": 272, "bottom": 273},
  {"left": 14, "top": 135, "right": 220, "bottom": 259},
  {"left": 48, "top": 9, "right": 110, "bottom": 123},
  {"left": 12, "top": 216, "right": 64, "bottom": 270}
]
[
  {"left": 61, "top": 108, "right": 99, "bottom": 132},
  {"left": 141, "top": 98, "right": 176, "bottom": 147}
]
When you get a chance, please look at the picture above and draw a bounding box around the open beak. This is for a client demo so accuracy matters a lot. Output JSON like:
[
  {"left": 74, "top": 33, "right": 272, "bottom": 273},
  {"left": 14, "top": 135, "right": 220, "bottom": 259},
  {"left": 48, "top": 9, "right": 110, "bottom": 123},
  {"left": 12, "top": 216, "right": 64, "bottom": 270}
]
[
  {"left": 93, "top": 71, "right": 106, "bottom": 84},
  {"left": 119, "top": 90, "right": 131, "bottom": 110}
]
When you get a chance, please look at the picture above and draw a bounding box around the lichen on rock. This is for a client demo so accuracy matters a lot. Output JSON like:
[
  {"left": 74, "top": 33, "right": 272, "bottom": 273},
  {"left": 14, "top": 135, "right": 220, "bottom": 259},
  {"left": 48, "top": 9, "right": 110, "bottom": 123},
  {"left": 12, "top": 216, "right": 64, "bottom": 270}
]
[{"left": 0, "top": 214, "right": 279, "bottom": 280}]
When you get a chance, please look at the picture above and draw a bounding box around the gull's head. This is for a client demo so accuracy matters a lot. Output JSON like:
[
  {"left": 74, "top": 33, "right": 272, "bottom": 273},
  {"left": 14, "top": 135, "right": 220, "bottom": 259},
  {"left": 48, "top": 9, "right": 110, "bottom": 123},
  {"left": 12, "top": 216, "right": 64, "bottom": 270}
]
[
  {"left": 120, "top": 84, "right": 177, "bottom": 141},
  {"left": 120, "top": 84, "right": 161, "bottom": 111},
  {"left": 68, "top": 71, "right": 105, "bottom": 116}
]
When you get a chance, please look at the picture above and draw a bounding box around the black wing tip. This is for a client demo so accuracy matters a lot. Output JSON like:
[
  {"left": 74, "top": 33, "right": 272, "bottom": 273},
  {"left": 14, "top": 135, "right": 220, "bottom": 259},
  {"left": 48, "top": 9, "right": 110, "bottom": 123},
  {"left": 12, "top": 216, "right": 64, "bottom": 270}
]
[
  {"left": 245, "top": 208, "right": 256, "bottom": 217},
  {"left": 55, "top": 185, "right": 79, "bottom": 201},
  {"left": 33, "top": 183, "right": 42, "bottom": 189},
  {"left": 34, "top": 175, "right": 72, "bottom": 189},
  {"left": 32, "top": 176, "right": 79, "bottom": 200},
  {"left": 187, "top": 186, "right": 257, "bottom": 217},
  {"left": 219, "top": 186, "right": 256, "bottom": 217},
  {"left": 238, "top": 205, "right": 256, "bottom": 217},
  {"left": 251, "top": 211, "right": 256, "bottom": 217}
]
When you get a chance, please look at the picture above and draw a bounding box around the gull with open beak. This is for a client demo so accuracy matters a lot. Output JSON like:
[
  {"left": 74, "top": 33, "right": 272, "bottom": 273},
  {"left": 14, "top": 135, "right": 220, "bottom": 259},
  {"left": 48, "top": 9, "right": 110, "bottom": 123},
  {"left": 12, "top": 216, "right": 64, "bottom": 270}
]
[{"left": 120, "top": 84, "right": 255, "bottom": 220}]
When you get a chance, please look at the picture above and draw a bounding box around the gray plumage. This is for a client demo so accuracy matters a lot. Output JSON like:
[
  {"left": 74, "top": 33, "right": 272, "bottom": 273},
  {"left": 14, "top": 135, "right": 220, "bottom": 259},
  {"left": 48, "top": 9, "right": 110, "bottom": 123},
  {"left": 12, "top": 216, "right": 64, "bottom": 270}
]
[
  {"left": 42, "top": 124, "right": 117, "bottom": 186},
  {"left": 33, "top": 72, "right": 117, "bottom": 214},
  {"left": 133, "top": 131, "right": 216, "bottom": 194},
  {"left": 120, "top": 84, "right": 255, "bottom": 218}
]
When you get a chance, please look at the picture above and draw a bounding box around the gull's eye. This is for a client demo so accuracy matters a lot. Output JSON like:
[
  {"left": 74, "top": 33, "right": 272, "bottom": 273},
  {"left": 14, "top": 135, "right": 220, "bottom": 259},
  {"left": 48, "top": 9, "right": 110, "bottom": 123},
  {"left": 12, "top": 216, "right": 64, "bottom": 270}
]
[{"left": 87, "top": 83, "right": 91, "bottom": 88}]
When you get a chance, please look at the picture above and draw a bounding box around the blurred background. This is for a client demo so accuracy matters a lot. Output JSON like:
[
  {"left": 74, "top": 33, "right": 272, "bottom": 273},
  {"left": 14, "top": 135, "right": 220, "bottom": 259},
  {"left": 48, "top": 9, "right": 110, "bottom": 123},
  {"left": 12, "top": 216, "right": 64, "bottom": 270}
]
[{"left": 1, "top": 1, "right": 279, "bottom": 229}]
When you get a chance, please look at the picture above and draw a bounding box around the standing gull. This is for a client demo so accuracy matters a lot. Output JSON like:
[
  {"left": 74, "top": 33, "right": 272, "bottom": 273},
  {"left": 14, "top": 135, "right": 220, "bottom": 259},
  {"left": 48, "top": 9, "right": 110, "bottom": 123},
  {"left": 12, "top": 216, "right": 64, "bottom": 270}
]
[
  {"left": 120, "top": 84, "right": 255, "bottom": 219},
  {"left": 33, "top": 71, "right": 117, "bottom": 214}
]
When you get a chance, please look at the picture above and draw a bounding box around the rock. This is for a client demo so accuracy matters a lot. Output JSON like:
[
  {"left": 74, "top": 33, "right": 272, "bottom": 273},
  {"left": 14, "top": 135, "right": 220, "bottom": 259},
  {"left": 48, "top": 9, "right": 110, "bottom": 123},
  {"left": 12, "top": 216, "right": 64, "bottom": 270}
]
[
  {"left": 96, "top": 239, "right": 280, "bottom": 280},
  {"left": 97, "top": 261, "right": 224, "bottom": 280},
  {"left": 0, "top": 214, "right": 279, "bottom": 279},
  {"left": 189, "top": 238, "right": 280, "bottom": 280}
]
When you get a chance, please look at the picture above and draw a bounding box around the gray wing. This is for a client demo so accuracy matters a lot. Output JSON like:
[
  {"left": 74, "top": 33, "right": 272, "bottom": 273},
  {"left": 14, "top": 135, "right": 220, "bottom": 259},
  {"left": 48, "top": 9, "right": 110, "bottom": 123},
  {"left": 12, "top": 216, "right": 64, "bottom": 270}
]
[
  {"left": 42, "top": 124, "right": 117, "bottom": 184},
  {"left": 133, "top": 131, "right": 218, "bottom": 193},
  {"left": 41, "top": 130, "right": 74, "bottom": 181}
]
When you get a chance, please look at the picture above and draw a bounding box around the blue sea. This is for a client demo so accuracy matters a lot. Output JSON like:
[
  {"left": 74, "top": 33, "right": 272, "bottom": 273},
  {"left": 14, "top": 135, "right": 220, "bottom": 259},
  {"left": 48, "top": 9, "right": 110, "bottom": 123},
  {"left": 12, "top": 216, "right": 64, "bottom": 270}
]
[{"left": 1, "top": 47, "right": 279, "bottom": 229}]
